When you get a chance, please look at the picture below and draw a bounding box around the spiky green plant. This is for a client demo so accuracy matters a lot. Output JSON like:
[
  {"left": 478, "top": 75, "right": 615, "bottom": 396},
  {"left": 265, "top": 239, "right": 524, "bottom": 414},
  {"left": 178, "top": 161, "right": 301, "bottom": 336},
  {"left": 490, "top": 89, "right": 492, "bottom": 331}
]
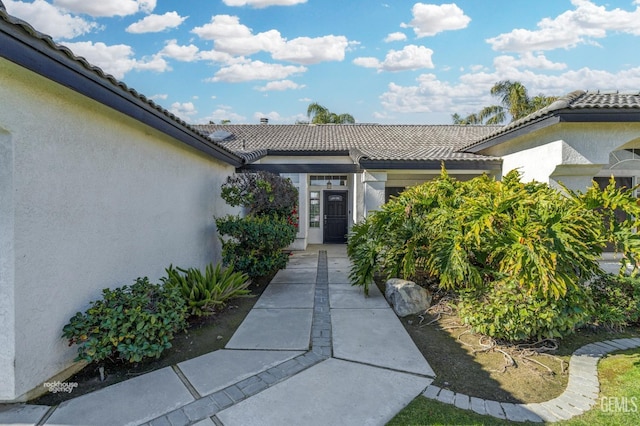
[{"left": 162, "top": 264, "right": 251, "bottom": 317}]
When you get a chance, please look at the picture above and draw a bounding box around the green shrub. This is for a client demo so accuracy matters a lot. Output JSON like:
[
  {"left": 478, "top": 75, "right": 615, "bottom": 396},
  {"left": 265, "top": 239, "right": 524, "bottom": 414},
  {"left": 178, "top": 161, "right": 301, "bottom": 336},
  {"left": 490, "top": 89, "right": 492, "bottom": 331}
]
[
  {"left": 216, "top": 171, "right": 298, "bottom": 278},
  {"left": 62, "top": 278, "right": 187, "bottom": 363},
  {"left": 216, "top": 214, "right": 296, "bottom": 278},
  {"left": 458, "top": 281, "right": 591, "bottom": 341},
  {"left": 220, "top": 171, "right": 298, "bottom": 217},
  {"left": 586, "top": 274, "right": 640, "bottom": 329},
  {"left": 348, "top": 168, "right": 640, "bottom": 341},
  {"left": 162, "top": 263, "right": 251, "bottom": 317}
]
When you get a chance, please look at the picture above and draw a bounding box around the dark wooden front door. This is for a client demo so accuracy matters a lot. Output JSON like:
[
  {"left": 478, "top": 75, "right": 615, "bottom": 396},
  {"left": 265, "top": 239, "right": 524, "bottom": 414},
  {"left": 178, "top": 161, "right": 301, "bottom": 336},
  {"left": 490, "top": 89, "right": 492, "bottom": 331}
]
[{"left": 323, "top": 190, "right": 348, "bottom": 243}]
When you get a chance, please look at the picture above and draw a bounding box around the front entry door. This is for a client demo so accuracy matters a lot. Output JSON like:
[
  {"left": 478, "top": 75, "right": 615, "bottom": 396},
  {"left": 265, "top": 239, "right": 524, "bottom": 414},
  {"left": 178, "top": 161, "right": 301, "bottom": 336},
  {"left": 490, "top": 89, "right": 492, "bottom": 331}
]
[{"left": 323, "top": 190, "right": 348, "bottom": 243}]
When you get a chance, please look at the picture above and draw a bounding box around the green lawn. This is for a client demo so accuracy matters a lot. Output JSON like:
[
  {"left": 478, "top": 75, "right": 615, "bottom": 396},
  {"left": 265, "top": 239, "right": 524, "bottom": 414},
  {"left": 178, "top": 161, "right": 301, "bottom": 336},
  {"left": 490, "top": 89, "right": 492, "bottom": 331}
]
[{"left": 387, "top": 349, "right": 640, "bottom": 425}]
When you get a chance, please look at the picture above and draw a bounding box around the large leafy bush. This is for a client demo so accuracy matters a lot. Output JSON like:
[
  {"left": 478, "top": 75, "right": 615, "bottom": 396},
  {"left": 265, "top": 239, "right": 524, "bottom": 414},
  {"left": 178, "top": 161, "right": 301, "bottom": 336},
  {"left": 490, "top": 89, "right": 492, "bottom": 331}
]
[
  {"left": 162, "top": 263, "right": 251, "bottom": 317},
  {"left": 216, "top": 171, "right": 298, "bottom": 278},
  {"left": 458, "top": 281, "right": 592, "bottom": 341},
  {"left": 62, "top": 278, "right": 187, "bottom": 363},
  {"left": 585, "top": 274, "right": 640, "bottom": 329},
  {"left": 348, "top": 169, "right": 640, "bottom": 341}
]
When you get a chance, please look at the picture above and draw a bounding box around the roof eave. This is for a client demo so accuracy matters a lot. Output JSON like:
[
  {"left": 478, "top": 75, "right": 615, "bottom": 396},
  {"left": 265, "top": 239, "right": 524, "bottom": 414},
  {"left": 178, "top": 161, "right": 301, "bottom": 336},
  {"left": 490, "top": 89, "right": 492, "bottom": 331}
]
[
  {"left": 358, "top": 158, "right": 502, "bottom": 171},
  {"left": 467, "top": 107, "right": 640, "bottom": 154},
  {"left": 466, "top": 115, "right": 561, "bottom": 153},
  {"left": 0, "top": 12, "right": 244, "bottom": 168}
]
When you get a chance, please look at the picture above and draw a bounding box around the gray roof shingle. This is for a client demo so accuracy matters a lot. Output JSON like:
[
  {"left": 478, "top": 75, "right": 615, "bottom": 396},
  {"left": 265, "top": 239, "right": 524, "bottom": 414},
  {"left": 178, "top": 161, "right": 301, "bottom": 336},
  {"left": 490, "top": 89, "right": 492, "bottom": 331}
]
[
  {"left": 465, "top": 90, "right": 640, "bottom": 151},
  {"left": 193, "top": 124, "right": 502, "bottom": 163}
]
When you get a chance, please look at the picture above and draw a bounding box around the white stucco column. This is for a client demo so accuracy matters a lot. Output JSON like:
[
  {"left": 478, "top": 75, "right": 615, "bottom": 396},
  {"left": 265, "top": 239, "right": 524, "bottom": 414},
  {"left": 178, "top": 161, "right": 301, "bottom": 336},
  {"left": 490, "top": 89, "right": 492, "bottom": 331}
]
[
  {"left": 0, "top": 130, "right": 15, "bottom": 400},
  {"left": 361, "top": 171, "right": 387, "bottom": 217},
  {"left": 550, "top": 164, "right": 605, "bottom": 192}
]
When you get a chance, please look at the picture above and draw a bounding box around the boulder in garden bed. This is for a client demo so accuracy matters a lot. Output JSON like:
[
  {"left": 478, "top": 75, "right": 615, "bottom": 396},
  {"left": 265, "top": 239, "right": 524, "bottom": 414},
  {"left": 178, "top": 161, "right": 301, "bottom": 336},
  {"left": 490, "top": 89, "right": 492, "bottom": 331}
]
[{"left": 385, "top": 278, "right": 432, "bottom": 317}]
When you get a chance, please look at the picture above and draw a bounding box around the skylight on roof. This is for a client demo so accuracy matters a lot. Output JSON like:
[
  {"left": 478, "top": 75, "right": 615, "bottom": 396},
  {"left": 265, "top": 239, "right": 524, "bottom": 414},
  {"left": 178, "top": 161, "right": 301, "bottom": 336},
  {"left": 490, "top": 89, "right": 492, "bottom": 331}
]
[{"left": 209, "top": 130, "right": 233, "bottom": 142}]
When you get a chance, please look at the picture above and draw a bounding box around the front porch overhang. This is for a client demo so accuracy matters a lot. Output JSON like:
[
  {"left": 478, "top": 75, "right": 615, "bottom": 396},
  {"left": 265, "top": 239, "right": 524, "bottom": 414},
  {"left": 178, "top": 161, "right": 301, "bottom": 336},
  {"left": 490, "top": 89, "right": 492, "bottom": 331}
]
[
  {"left": 358, "top": 159, "right": 502, "bottom": 171},
  {"left": 238, "top": 163, "right": 360, "bottom": 173}
]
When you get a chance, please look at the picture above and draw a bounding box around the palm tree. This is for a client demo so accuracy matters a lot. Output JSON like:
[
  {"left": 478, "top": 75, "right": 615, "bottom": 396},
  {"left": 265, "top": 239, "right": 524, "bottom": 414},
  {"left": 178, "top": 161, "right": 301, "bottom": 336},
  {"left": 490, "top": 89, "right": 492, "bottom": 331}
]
[
  {"left": 452, "top": 105, "right": 505, "bottom": 125},
  {"left": 490, "top": 80, "right": 557, "bottom": 121},
  {"left": 306, "top": 102, "right": 355, "bottom": 124},
  {"left": 452, "top": 81, "right": 556, "bottom": 125}
]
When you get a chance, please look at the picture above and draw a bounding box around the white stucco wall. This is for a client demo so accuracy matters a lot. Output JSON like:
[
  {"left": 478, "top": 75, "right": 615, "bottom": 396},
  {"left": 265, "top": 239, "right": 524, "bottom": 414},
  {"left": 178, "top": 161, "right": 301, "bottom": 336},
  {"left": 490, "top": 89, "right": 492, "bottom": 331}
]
[
  {"left": 361, "top": 171, "right": 387, "bottom": 217},
  {"left": 0, "top": 58, "right": 237, "bottom": 401},
  {"left": 0, "top": 127, "right": 16, "bottom": 400},
  {"left": 483, "top": 123, "right": 640, "bottom": 190}
]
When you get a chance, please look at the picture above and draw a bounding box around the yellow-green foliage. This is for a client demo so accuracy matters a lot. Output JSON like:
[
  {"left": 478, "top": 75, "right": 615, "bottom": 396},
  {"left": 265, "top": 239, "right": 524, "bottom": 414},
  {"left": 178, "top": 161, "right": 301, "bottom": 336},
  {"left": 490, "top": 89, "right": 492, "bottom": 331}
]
[{"left": 347, "top": 169, "right": 640, "bottom": 340}]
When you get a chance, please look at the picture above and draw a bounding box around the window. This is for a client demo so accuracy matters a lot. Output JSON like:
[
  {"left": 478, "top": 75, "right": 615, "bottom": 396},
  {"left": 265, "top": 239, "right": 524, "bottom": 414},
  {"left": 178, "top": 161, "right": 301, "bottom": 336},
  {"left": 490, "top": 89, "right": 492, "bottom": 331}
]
[
  {"left": 309, "top": 191, "right": 320, "bottom": 228},
  {"left": 385, "top": 187, "right": 405, "bottom": 203},
  {"left": 310, "top": 175, "right": 347, "bottom": 186}
]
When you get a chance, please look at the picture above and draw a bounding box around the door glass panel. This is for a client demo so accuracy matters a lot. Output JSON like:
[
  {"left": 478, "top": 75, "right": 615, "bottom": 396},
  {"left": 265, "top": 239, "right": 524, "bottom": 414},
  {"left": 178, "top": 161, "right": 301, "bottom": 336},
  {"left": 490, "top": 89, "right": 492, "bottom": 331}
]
[{"left": 309, "top": 191, "right": 320, "bottom": 228}]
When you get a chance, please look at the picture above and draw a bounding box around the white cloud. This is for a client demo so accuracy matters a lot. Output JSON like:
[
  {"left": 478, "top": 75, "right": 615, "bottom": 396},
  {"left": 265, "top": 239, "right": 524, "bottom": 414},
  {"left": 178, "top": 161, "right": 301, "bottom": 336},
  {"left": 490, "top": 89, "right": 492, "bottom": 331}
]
[
  {"left": 379, "top": 65, "right": 640, "bottom": 116},
  {"left": 149, "top": 94, "right": 168, "bottom": 100},
  {"left": 487, "top": 0, "right": 640, "bottom": 52},
  {"left": 384, "top": 32, "right": 407, "bottom": 42},
  {"left": 60, "top": 41, "right": 138, "bottom": 79},
  {"left": 252, "top": 111, "right": 282, "bottom": 122},
  {"left": 53, "top": 0, "right": 156, "bottom": 17},
  {"left": 160, "top": 39, "right": 200, "bottom": 62},
  {"left": 135, "top": 53, "right": 170, "bottom": 72},
  {"left": 493, "top": 53, "right": 567, "bottom": 71},
  {"left": 255, "top": 80, "right": 305, "bottom": 91},
  {"left": 353, "top": 57, "right": 381, "bottom": 69},
  {"left": 192, "top": 15, "right": 282, "bottom": 56},
  {"left": 4, "top": 0, "right": 98, "bottom": 39},
  {"left": 401, "top": 3, "right": 471, "bottom": 37},
  {"left": 208, "top": 60, "right": 307, "bottom": 83},
  {"left": 198, "top": 49, "right": 248, "bottom": 65},
  {"left": 60, "top": 41, "right": 169, "bottom": 78},
  {"left": 272, "top": 35, "right": 349, "bottom": 64},
  {"left": 199, "top": 106, "right": 246, "bottom": 124},
  {"left": 353, "top": 45, "right": 434, "bottom": 72},
  {"left": 169, "top": 102, "right": 197, "bottom": 120},
  {"left": 126, "top": 11, "right": 187, "bottom": 33},
  {"left": 192, "top": 15, "right": 350, "bottom": 64},
  {"left": 222, "top": 0, "right": 306, "bottom": 7}
]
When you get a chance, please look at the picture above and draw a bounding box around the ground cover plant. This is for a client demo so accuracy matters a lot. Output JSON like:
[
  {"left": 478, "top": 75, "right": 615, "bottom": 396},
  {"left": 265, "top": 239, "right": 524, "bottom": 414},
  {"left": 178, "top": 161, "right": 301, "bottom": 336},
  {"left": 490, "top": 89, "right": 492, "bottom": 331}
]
[
  {"left": 216, "top": 171, "right": 298, "bottom": 278},
  {"left": 62, "top": 278, "right": 188, "bottom": 364},
  {"left": 348, "top": 169, "right": 640, "bottom": 342},
  {"left": 39, "top": 271, "right": 274, "bottom": 406}
]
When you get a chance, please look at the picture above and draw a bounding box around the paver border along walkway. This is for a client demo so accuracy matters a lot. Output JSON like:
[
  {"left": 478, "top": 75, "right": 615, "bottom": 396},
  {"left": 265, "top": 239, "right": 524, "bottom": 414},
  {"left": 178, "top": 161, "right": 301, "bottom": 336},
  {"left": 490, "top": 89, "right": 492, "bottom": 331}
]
[
  {"left": 1, "top": 248, "right": 639, "bottom": 425},
  {"left": 141, "top": 250, "right": 336, "bottom": 425},
  {"left": 421, "top": 337, "right": 640, "bottom": 423}
]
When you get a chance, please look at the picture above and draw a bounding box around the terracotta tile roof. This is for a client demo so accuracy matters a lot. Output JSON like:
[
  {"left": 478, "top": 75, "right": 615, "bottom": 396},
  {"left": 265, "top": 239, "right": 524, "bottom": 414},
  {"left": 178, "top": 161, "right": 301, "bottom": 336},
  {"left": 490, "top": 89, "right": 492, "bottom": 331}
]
[
  {"left": 193, "top": 124, "right": 502, "bottom": 162},
  {"left": 465, "top": 90, "right": 640, "bottom": 151}
]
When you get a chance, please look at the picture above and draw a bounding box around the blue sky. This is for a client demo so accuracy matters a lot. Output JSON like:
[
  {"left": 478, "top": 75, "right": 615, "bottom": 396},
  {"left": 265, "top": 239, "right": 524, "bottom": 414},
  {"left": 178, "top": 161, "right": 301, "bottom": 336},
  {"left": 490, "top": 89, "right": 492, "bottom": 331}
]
[{"left": 4, "top": 0, "right": 640, "bottom": 124}]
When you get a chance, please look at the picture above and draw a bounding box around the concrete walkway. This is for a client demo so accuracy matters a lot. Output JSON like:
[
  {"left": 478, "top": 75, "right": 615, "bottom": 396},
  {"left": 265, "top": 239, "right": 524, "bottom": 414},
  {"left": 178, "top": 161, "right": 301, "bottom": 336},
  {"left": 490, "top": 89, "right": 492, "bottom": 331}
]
[
  {"left": 0, "top": 245, "right": 434, "bottom": 426},
  {"left": 2, "top": 246, "right": 639, "bottom": 425}
]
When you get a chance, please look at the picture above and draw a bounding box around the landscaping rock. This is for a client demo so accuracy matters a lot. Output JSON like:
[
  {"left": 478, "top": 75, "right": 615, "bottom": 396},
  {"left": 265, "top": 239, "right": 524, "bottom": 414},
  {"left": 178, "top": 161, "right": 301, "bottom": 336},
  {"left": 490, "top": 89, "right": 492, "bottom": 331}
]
[{"left": 385, "top": 278, "right": 432, "bottom": 317}]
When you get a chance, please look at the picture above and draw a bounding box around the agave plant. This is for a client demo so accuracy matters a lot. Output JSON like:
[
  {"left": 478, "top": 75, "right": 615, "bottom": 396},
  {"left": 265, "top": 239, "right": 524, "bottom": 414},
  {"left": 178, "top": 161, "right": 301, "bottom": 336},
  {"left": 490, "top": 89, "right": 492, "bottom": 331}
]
[{"left": 162, "top": 263, "right": 251, "bottom": 317}]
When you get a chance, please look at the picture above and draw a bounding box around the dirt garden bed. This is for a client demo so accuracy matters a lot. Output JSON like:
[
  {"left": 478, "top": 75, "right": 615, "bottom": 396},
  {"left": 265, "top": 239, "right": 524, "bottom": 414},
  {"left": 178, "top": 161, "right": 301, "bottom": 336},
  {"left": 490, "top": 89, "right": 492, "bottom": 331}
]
[
  {"left": 393, "top": 285, "right": 640, "bottom": 404},
  {"left": 31, "top": 273, "right": 274, "bottom": 406}
]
